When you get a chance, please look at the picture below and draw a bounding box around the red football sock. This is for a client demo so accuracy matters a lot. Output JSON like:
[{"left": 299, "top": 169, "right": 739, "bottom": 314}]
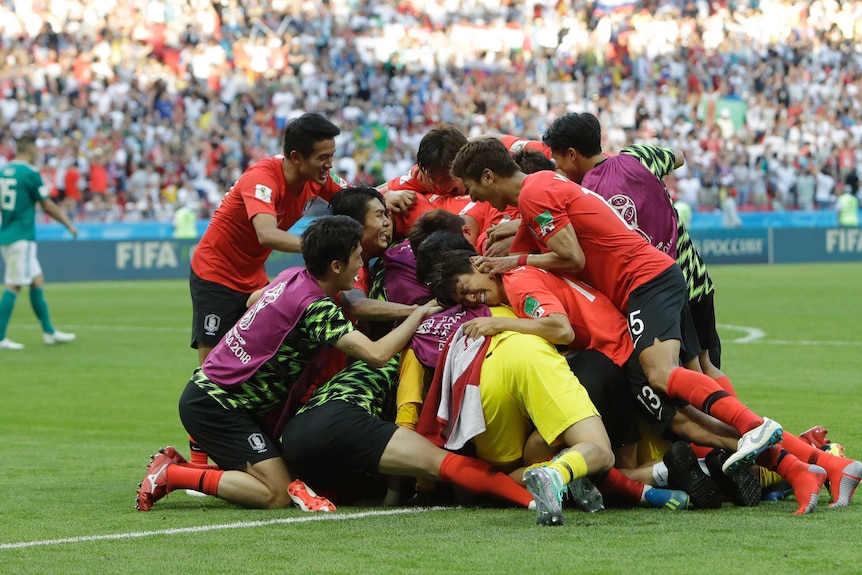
[
  {"left": 189, "top": 435, "right": 210, "bottom": 467},
  {"left": 713, "top": 375, "right": 736, "bottom": 396},
  {"left": 780, "top": 433, "right": 826, "bottom": 466},
  {"left": 690, "top": 444, "right": 712, "bottom": 459},
  {"left": 438, "top": 453, "right": 533, "bottom": 508},
  {"left": 756, "top": 446, "right": 826, "bottom": 515},
  {"left": 165, "top": 464, "right": 224, "bottom": 496},
  {"left": 595, "top": 468, "right": 644, "bottom": 507},
  {"left": 781, "top": 432, "right": 862, "bottom": 507},
  {"left": 665, "top": 367, "right": 762, "bottom": 434}
]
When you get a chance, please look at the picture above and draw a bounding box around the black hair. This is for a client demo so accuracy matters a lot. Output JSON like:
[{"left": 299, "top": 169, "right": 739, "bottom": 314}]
[
  {"left": 329, "top": 185, "right": 386, "bottom": 224},
  {"left": 430, "top": 248, "right": 479, "bottom": 307},
  {"left": 407, "top": 209, "right": 466, "bottom": 254},
  {"left": 513, "top": 149, "right": 556, "bottom": 174},
  {"left": 416, "top": 124, "right": 468, "bottom": 175},
  {"left": 542, "top": 113, "right": 603, "bottom": 157},
  {"left": 451, "top": 138, "right": 519, "bottom": 182},
  {"left": 301, "top": 215, "right": 363, "bottom": 278},
  {"left": 416, "top": 232, "right": 476, "bottom": 286},
  {"left": 282, "top": 112, "right": 341, "bottom": 158}
]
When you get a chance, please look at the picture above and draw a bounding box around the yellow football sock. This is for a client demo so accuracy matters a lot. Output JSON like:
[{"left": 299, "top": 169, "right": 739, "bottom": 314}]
[{"left": 551, "top": 450, "right": 588, "bottom": 484}]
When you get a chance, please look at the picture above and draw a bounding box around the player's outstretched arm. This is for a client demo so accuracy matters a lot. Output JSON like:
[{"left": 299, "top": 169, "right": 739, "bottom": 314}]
[
  {"left": 40, "top": 197, "right": 77, "bottom": 238},
  {"left": 461, "top": 313, "right": 573, "bottom": 345},
  {"left": 251, "top": 213, "right": 302, "bottom": 252},
  {"left": 333, "top": 301, "right": 442, "bottom": 367},
  {"left": 340, "top": 288, "right": 420, "bottom": 321}
]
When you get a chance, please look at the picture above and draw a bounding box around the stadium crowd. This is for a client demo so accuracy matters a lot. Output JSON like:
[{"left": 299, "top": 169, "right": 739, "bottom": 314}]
[{"left": 1, "top": 0, "right": 861, "bottom": 225}]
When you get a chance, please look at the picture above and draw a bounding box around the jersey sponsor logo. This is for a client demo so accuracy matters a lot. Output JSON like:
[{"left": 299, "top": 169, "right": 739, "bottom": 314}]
[
  {"left": 523, "top": 295, "right": 545, "bottom": 318},
  {"left": 535, "top": 211, "right": 555, "bottom": 237},
  {"left": 398, "top": 171, "right": 414, "bottom": 185},
  {"left": 247, "top": 433, "right": 268, "bottom": 453},
  {"left": 203, "top": 313, "right": 221, "bottom": 336},
  {"left": 509, "top": 139, "right": 527, "bottom": 153},
  {"left": 254, "top": 184, "right": 273, "bottom": 203}
]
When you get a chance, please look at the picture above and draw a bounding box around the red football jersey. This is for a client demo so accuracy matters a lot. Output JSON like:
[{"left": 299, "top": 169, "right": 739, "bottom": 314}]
[
  {"left": 503, "top": 266, "right": 633, "bottom": 367},
  {"left": 192, "top": 156, "right": 346, "bottom": 292},
  {"left": 512, "top": 171, "right": 674, "bottom": 310},
  {"left": 383, "top": 164, "right": 476, "bottom": 238}
]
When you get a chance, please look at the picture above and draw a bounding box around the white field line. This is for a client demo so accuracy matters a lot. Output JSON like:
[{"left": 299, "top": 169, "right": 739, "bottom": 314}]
[
  {"left": 717, "top": 324, "right": 862, "bottom": 347},
  {"left": 16, "top": 323, "right": 186, "bottom": 333},
  {"left": 0, "top": 507, "right": 450, "bottom": 550}
]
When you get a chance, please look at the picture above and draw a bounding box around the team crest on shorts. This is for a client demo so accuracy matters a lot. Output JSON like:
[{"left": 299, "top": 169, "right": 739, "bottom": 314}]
[
  {"left": 247, "top": 433, "right": 267, "bottom": 453},
  {"left": 203, "top": 313, "right": 221, "bottom": 336}
]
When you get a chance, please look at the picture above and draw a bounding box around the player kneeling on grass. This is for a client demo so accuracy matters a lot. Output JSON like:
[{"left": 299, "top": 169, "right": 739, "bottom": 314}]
[
  {"left": 280, "top": 356, "right": 537, "bottom": 512},
  {"left": 136, "top": 216, "right": 444, "bottom": 512}
]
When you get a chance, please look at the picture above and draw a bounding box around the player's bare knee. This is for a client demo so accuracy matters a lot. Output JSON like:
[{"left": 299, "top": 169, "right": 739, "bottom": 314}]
[
  {"left": 267, "top": 488, "right": 295, "bottom": 509},
  {"left": 597, "top": 445, "right": 615, "bottom": 473},
  {"left": 642, "top": 367, "right": 670, "bottom": 392}
]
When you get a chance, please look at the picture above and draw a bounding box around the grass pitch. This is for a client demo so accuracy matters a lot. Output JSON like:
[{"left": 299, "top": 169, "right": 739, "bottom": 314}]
[{"left": 0, "top": 263, "right": 860, "bottom": 574}]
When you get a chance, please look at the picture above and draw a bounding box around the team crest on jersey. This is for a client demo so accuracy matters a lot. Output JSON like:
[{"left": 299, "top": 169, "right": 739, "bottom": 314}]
[
  {"left": 523, "top": 296, "right": 545, "bottom": 318},
  {"left": 203, "top": 314, "right": 221, "bottom": 336},
  {"left": 254, "top": 184, "right": 273, "bottom": 203},
  {"left": 535, "top": 211, "right": 555, "bottom": 237},
  {"left": 329, "top": 169, "right": 348, "bottom": 188}
]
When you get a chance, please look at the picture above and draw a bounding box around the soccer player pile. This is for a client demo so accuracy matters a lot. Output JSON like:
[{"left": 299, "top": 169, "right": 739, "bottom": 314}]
[{"left": 135, "top": 120, "right": 861, "bottom": 524}]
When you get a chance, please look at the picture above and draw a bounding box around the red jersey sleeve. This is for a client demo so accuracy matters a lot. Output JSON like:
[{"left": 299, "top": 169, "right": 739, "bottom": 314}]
[
  {"left": 503, "top": 268, "right": 567, "bottom": 319},
  {"left": 353, "top": 266, "right": 370, "bottom": 293},
  {"left": 236, "top": 165, "right": 283, "bottom": 221},
  {"left": 499, "top": 135, "right": 552, "bottom": 158},
  {"left": 518, "top": 172, "right": 574, "bottom": 246},
  {"left": 384, "top": 165, "right": 427, "bottom": 193},
  {"left": 510, "top": 222, "right": 540, "bottom": 255}
]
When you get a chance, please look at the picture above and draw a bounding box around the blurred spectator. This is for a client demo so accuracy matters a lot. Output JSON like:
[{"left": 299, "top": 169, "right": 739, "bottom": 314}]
[
  {"left": 173, "top": 200, "right": 199, "bottom": 238},
  {"left": 795, "top": 166, "right": 817, "bottom": 211},
  {"left": 0, "top": 0, "right": 860, "bottom": 225},
  {"left": 721, "top": 188, "right": 742, "bottom": 228},
  {"left": 836, "top": 184, "right": 860, "bottom": 227},
  {"left": 815, "top": 165, "right": 837, "bottom": 210},
  {"left": 676, "top": 169, "right": 702, "bottom": 211}
]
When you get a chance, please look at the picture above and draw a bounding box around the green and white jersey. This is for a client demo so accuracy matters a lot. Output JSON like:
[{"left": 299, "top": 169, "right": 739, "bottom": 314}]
[
  {"left": 0, "top": 161, "right": 49, "bottom": 245},
  {"left": 298, "top": 356, "right": 400, "bottom": 422}
]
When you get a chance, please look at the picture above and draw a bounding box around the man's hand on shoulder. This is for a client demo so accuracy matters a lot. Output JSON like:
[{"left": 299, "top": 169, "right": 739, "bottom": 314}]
[{"left": 384, "top": 190, "right": 416, "bottom": 213}]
